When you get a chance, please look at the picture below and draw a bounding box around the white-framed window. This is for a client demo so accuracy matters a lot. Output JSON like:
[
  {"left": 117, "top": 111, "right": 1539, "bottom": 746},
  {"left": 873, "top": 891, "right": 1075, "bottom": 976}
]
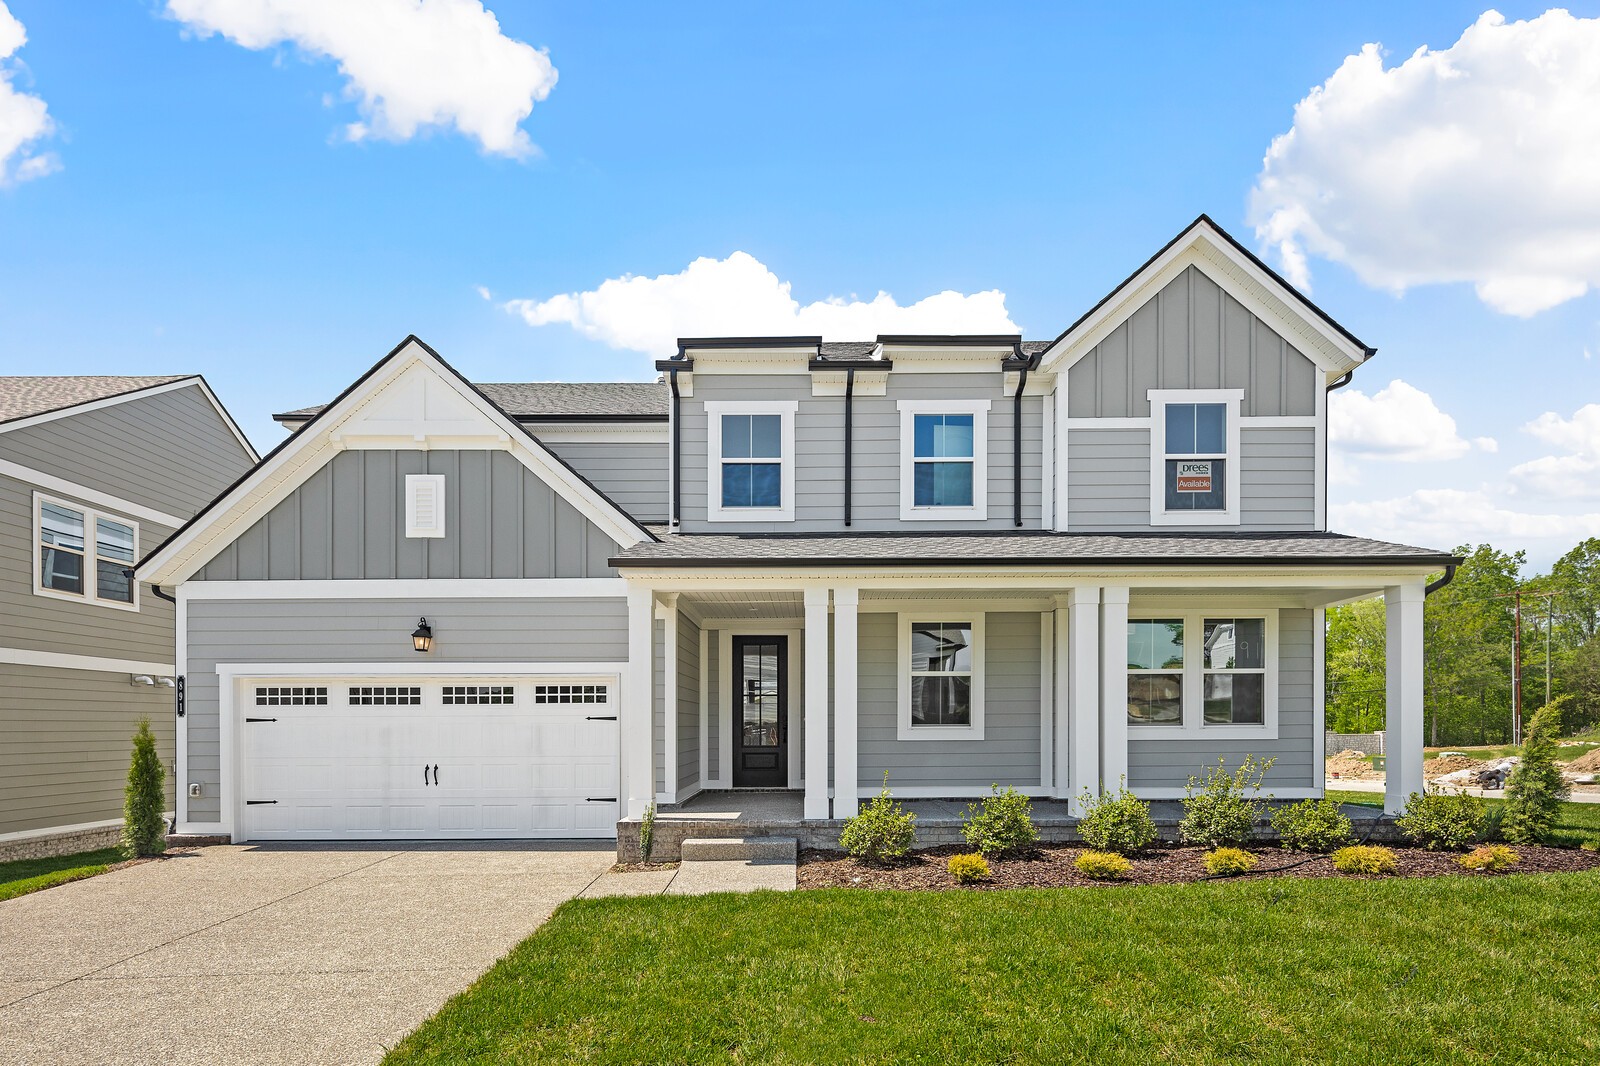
[
  {"left": 1148, "top": 389, "right": 1242, "bottom": 525},
  {"left": 705, "top": 400, "right": 797, "bottom": 522},
  {"left": 405, "top": 474, "right": 446, "bottom": 538},
  {"left": 897, "top": 612, "right": 985, "bottom": 740},
  {"left": 1126, "top": 609, "right": 1277, "bottom": 738},
  {"left": 33, "top": 493, "right": 140, "bottom": 611},
  {"left": 898, "top": 399, "right": 990, "bottom": 521}
]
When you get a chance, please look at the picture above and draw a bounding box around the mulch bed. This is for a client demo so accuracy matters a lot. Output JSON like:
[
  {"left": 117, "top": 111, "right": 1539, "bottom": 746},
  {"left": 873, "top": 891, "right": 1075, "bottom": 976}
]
[{"left": 797, "top": 843, "right": 1600, "bottom": 891}]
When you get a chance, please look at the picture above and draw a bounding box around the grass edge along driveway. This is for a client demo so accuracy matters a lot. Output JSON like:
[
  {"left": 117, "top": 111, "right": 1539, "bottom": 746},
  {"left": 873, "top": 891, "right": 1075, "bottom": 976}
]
[
  {"left": 0, "top": 847, "right": 125, "bottom": 902},
  {"left": 386, "top": 871, "right": 1600, "bottom": 1065}
]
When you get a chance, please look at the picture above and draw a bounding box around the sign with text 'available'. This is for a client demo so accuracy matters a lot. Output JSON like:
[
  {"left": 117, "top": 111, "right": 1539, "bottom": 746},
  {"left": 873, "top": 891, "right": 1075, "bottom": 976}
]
[{"left": 1175, "top": 461, "right": 1213, "bottom": 493}]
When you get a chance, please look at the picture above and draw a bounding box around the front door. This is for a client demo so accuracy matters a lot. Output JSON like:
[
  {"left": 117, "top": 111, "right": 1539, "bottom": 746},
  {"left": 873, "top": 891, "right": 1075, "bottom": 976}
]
[{"left": 732, "top": 636, "right": 787, "bottom": 788}]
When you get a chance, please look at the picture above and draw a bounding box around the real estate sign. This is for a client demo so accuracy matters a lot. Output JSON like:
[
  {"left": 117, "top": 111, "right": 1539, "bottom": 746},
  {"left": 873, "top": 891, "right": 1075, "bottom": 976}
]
[{"left": 1175, "top": 460, "right": 1213, "bottom": 493}]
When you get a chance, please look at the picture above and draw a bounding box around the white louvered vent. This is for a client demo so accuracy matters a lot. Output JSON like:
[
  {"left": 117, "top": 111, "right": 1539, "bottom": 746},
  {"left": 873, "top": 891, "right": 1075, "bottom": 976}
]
[{"left": 405, "top": 474, "right": 446, "bottom": 538}]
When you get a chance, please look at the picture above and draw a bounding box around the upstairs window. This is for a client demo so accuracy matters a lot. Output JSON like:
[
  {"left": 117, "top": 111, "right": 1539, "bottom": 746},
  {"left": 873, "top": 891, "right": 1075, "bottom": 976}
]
[
  {"left": 35, "top": 494, "right": 139, "bottom": 610},
  {"left": 899, "top": 399, "right": 989, "bottom": 521},
  {"left": 1149, "top": 390, "right": 1241, "bottom": 525},
  {"left": 705, "top": 401, "right": 797, "bottom": 522}
]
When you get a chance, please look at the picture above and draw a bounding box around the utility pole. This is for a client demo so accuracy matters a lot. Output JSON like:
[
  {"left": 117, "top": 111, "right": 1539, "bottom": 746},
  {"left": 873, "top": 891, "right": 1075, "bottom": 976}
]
[{"left": 1512, "top": 590, "right": 1522, "bottom": 746}]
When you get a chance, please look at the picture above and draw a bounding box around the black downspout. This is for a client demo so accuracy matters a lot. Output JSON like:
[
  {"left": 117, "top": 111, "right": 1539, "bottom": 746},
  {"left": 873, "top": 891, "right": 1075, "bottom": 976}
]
[
  {"left": 1012, "top": 363, "right": 1028, "bottom": 527},
  {"left": 667, "top": 369, "right": 681, "bottom": 530},
  {"left": 1425, "top": 564, "right": 1458, "bottom": 597},
  {"left": 843, "top": 367, "right": 855, "bottom": 526},
  {"left": 1320, "top": 371, "right": 1354, "bottom": 532},
  {"left": 141, "top": 577, "right": 181, "bottom": 833}
]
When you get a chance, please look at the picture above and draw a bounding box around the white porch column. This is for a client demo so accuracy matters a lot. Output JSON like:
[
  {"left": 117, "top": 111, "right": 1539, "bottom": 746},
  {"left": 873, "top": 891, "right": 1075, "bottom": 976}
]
[
  {"left": 1067, "top": 586, "right": 1101, "bottom": 815},
  {"left": 657, "top": 593, "right": 679, "bottom": 803},
  {"left": 1052, "top": 596, "right": 1071, "bottom": 799},
  {"left": 1100, "top": 587, "right": 1130, "bottom": 794},
  {"left": 803, "top": 587, "right": 831, "bottom": 819},
  {"left": 833, "top": 587, "right": 860, "bottom": 819},
  {"left": 1385, "top": 582, "right": 1426, "bottom": 815},
  {"left": 624, "top": 584, "right": 656, "bottom": 819}
]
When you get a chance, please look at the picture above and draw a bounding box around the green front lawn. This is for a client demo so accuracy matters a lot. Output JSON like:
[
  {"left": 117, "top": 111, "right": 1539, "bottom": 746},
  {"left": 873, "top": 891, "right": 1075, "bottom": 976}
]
[
  {"left": 0, "top": 847, "right": 124, "bottom": 902},
  {"left": 387, "top": 873, "right": 1600, "bottom": 1065}
]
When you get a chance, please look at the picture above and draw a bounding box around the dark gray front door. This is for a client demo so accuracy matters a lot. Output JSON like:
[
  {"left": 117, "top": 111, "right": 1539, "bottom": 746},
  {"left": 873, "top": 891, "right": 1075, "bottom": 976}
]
[{"left": 732, "top": 636, "right": 787, "bottom": 788}]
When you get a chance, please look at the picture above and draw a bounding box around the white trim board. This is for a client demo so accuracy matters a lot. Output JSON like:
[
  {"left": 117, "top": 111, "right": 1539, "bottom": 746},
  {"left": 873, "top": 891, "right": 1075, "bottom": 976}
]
[
  {"left": 180, "top": 578, "right": 627, "bottom": 599},
  {"left": 0, "top": 458, "right": 186, "bottom": 528},
  {"left": 0, "top": 647, "right": 175, "bottom": 675}
]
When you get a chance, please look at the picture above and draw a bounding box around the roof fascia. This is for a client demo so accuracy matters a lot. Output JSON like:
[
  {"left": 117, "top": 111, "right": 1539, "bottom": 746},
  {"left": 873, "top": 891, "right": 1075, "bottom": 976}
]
[{"left": 190, "top": 376, "right": 261, "bottom": 462}]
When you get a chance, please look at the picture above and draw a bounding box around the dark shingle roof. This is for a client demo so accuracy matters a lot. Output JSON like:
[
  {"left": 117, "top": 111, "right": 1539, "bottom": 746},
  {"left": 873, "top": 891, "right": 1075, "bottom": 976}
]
[
  {"left": 0, "top": 375, "right": 190, "bottom": 425},
  {"left": 612, "top": 531, "right": 1457, "bottom": 568},
  {"left": 275, "top": 381, "right": 670, "bottom": 423}
]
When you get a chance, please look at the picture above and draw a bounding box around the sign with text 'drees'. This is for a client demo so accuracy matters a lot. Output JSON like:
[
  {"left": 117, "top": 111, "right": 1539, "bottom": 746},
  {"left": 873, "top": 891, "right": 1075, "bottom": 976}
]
[{"left": 1175, "top": 460, "right": 1213, "bottom": 493}]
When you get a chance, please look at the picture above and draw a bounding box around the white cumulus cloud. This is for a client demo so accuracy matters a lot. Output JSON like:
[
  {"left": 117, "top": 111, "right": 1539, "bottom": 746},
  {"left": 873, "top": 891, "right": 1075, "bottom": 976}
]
[
  {"left": 1510, "top": 403, "right": 1600, "bottom": 498},
  {"left": 1249, "top": 9, "right": 1600, "bottom": 316},
  {"left": 165, "top": 0, "right": 556, "bottom": 157},
  {"left": 1330, "top": 379, "right": 1487, "bottom": 462},
  {"left": 1335, "top": 489, "right": 1600, "bottom": 551},
  {"left": 0, "top": 2, "right": 57, "bottom": 184},
  {"left": 505, "top": 251, "right": 1022, "bottom": 357}
]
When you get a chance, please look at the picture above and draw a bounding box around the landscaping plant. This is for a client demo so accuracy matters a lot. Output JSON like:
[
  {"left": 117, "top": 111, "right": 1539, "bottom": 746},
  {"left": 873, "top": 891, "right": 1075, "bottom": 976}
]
[
  {"left": 1178, "top": 755, "right": 1274, "bottom": 848},
  {"left": 1202, "top": 847, "right": 1258, "bottom": 876},
  {"left": 1331, "top": 845, "right": 1398, "bottom": 875},
  {"left": 1074, "top": 850, "right": 1132, "bottom": 880},
  {"left": 639, "top": 801, "right": 657, "bottom": 864},
  {"left": 1396, "top": 792, "right": 1484, "bottom": 850},
  {"left": 122, "top": 717, "right": 166, "bottom": 859},
  {"left": 1076, "top": 781, "right": 1157, "bottom": 856},
  {"left": 947, "top": 853, "right": 991, "bottom": 884},
  {"left": 1269, "top": 797, "right": 1354, "bottom": 852},
  {"left": 962, "top": 785, "right": 1039, "bottom": 857},
  {"left": 839, "top": 774, "right": 916, "bottom": 863},
  {"left": 1502, "top": 699, "right": 1572, "bottom": 844},
  {"left": 1458, "top": 844, "right": 1519, "bottom": 871}
]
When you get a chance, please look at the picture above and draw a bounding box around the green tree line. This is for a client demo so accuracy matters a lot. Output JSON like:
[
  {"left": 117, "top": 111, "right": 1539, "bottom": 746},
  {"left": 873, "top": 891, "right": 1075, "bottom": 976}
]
[{"left": 1326, "top": 539, "right": 1600, "bottom": 745}]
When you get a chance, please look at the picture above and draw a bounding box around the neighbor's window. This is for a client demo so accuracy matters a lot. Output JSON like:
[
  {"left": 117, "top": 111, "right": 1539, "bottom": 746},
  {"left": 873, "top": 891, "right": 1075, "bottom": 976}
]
[
  {"left": 36, "top": 495, "right": 138, "bottom": 608},
  {"left": 1127, "top": 619, "right": 1184, "bottom": 725},
  {"left": 720, "top": 413, "right": 783, "bottom": 509},
  {"left": 1202, "top": 618, "right": 1265, "bottom": 724},
  {"left": 909, "top": 621, "right": 974, "bottom": 727},
  {"left": 912, "top": 414, "right": 975, "bottom": 507},
  {"left": 1163, "top": 402, "right": 1227, "bottom": 512}
]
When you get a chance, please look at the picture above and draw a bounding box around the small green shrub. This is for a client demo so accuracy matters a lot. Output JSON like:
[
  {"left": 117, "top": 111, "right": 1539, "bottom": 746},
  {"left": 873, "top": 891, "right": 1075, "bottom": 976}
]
[
  {"left": 1077, "top": 782, "right": 1157, "bottom": 856},
  {"left": 122, "top": 717, "right": 166, "bottom": 859},
  {"left": 1074, "top": 850, "right": 1132, "bottom": 880},
  {"left": 1269, "top": 798, "right": 1353, "bottom": 852},
  {"left": 1179, "top": 756, "right": 1274, "bottom": 849},
  {"left": 839, "top": 774, "right": 916, "bottom": 863},
  {"left": 638, "top": 801, "right": 657, "bottom": 864},
  {"left": 962, "top": 785, "right": 1039, "bottom": 857},
  {"left": 1332, "top": 845, "right": 1398, "bottom": 876},
  {"left": 1395, "top": 791, "right": 1484, "bottom": 851},
  {"left": 1202, "top": 847, "right": 1258, "bottom": 876},
  {"left": 1503, "top": 699, "right": 1572, "bottom": 844},
  {"left": 947, "top": 852, "right": 991, "bottom": 884},
  {"left": 1458, "top": 844, "right": 1519, "bottom": 871}
]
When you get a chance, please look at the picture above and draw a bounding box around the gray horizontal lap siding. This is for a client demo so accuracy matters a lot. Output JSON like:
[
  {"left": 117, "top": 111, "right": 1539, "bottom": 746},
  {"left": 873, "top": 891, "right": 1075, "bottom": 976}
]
[
  {"left": 0, "top": 384, "right": 255, "bottom": 516},
  {"left": 857, "top": 611, "right": 1042, "bottom": 791},
  {"left": 681, "top": 371, "right": 1042, "bottom": 532},
  {"left": 540, "top": 439, "right": 668, "bottom": 523},
  {"left": 1127, "top": 608, "right": 1317, "bottom": 791},
  {"left": 197, "top": 449, "right": 619, "bottom": 581},
  {"left": 182, "top": 596, "right": 628, "bottom": 823},
  {"left": 1066, "top": 266, "right": 1319, "bottom": 419},
  {"left": 1066, "top": 426, "right": 1315, "bottom": 532},
  {"left": 677, "top": 615, "right": 701, "bottom": 793}
]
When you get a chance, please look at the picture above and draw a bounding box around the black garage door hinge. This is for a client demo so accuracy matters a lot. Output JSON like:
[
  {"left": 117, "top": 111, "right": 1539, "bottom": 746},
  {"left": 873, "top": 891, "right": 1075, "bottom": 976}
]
[
  {"left": 246, "top": 800, "right": 278, "bottom": 805},
  {"left": 586, "top": 797, "right": 617, "bottom": 803},
  {"left": 245, "top": 717, "right": 277, "bottom": 723},
  {"left": 585, "top": 715, "right": 618, "bottom": 721}
]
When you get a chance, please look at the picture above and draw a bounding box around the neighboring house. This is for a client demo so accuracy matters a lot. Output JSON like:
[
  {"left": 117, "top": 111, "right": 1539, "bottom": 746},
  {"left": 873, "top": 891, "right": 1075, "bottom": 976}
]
[
  {"left": 137, "top": 216, "right": 1456, "bottom": 851},
  {"left": 0, "top": 376, "right": 258, "bottom": 855}
]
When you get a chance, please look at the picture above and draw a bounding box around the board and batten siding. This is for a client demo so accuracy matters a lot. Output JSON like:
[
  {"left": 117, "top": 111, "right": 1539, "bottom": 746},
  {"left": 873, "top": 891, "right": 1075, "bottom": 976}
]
[
  {"left": 1065, "top": 426, "right": 1316, "bottom": 532},
  {"left": 182, "top": 596, "right": 628, "bottom": 823},
  {"left": 0, "top": 383, "right": 255, "bottom": 516},
  {"left": 679, "top": 370, "right": 1043, "bottom": 532},
  {"left": 1126, "top": 608, "right": 1317, "bottom": 791},
  {"left": 196, "top": 449, "right": 619, "bottom": 581},
  {"left": 540, "top": 438, "right": 668, "bottom": 523},
  {"left": 1066, "top": 266, "right": 1319, "bottom": 419},
  {"left": 856, "top": 611, "right": 1042, "bottom": 790}
]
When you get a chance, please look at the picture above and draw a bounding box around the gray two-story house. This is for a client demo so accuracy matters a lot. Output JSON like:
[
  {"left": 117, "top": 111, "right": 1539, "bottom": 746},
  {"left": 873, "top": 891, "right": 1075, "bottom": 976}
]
[
  {"left": 137, "top": 217, "right": 1456, "bottom": 855},
  {"left": 1, "top": 376, "right": 257, "bottom": 856}
]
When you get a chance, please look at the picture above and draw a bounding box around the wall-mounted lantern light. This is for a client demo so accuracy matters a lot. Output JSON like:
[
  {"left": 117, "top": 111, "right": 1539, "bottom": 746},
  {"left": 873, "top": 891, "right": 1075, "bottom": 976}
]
[{"left": 412, "top": 617, "right": 434, "bottom": 653}]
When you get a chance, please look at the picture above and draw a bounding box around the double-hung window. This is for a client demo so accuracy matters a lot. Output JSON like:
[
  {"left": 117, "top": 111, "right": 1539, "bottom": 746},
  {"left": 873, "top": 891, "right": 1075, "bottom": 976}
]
[
  {"left": 1149, "top": 389, "right": 1241, "bottom": 525},
  {"left": 1126, "top": 610, "right": 1275, "bottom": 736},
  {"left": 705, "top": 401, "right": 797, "bottom": 522},
  {"left": 898, "top": 399, "right": 989, "bottom": 520},
  {"left": 898, "top": 614, "right": 985, "bottom": 739},
  {"left": 35, "top": 494, "right": 139, "bottom": 610}
]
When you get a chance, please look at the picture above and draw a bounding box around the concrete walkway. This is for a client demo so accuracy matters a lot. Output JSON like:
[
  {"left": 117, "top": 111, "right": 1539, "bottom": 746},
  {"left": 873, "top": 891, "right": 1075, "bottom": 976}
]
[
  {"left": 0, "top": 841, "right": 615, "bottom": 1066},
  {"left": 582, "top": 858, "right": 796, "bottom": 898}
]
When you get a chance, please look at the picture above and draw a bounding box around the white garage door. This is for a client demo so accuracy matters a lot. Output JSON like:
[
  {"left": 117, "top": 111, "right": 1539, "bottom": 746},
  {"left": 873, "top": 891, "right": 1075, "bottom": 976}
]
[{"left": 239, "top": 678, "right": 619, "bottom": 840}]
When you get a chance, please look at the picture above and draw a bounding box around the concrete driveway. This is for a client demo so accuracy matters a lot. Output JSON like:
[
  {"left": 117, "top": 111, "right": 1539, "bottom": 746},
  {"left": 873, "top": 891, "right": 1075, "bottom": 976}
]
[{"left": 0, "top": 841, "right": 615, "bottom": 1066}]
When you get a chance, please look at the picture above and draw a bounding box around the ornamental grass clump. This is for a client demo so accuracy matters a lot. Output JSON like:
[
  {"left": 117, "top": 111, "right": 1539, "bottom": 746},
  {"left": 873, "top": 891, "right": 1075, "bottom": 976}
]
[
  {"left": 1332, "top": 845, "right": 1398, "bottom": 876},
  {"left": 1458, "top": 844, "right": 1519, "bottom": 872},
  {"left": 1076, "top": 781, "right": 1157, "bottom": 856},
  {"left": 839, "top": 774, "right": 916, "bottom": 863},
  {"left": 1396, "top": 792, "right": 1484, "bottom": 851},
  {"left": 962, "top": 785, "right": 1039, "bottom": 858},
  {"left": 123, "top": 717, "right": 166, "bottom": 859},
  {"left": 1202, "top": 847, "right": 1258, "bottom": 876},
  {"left": 1503, "top": 699, "right": 1572, "bottom": 844},
  {"left": 1179, "top": 756, "right": 1274, "bottom": 849},
  {"left": 1074, "top": 850, "right": 1132, "bottom": 880},
  {"left": 1269, "top": 797, "right": 1354, "bottom": 852},
  {"left": 947, "top": 853, "right": 991, "bottom": 884}
]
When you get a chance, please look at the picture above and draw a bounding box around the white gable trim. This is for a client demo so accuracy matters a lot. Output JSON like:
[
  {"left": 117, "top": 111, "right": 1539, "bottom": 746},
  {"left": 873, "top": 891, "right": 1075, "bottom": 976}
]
[
  {"left": 138, "top": 337, "right": 651, "bottom": 586},
  {"left": 0, "top": 377, "right": 260, "bottom": 463},
  {"left": 1038, "top": 221, "right": 1368, "bottom": 378}
]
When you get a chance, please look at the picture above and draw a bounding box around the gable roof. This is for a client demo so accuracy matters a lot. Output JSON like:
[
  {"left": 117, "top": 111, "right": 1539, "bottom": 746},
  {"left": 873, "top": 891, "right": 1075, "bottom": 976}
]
[
  {"left": 273, "top": 380, "right": 671, "bottom": 424},
  {"left": 138, "top": 335, "right": 656, "bottom": 586},
  {"left": 0, "top": 375, "right": 190, "bottom": 425}
]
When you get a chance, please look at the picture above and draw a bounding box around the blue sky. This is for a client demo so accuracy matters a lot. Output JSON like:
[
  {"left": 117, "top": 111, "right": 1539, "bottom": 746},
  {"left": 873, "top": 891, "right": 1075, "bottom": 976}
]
[{"left": 2, "top": 2, "right": 1598, "bottom": 566}]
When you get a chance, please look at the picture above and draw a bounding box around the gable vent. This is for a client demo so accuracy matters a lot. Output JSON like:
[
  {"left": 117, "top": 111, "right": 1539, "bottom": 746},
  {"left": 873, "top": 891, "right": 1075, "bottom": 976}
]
[{"left": 405, "top": 474, "right": 446, "bottom": 538}]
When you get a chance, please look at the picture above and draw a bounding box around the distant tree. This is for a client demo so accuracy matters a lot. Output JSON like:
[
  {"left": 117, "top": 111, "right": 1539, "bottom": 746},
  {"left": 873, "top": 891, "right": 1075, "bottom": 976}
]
[
  {"left": 1324, "top": 599, "right": 1386, "bottom": 733},
  {"left": 1502, "top": 699, "right": 1571, "bottom": 844},
  {"left": 1423, "top": 545, "right": 1522, "bottom": 746},
  {"left": 123, "top": 718, "right": 166, "bottom": 858}
]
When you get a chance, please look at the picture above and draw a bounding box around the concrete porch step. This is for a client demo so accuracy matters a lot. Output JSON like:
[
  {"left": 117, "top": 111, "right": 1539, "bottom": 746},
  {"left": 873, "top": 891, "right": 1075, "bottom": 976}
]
[{"left": 680, "top": 836, "right": 797, "bottom": 862}]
